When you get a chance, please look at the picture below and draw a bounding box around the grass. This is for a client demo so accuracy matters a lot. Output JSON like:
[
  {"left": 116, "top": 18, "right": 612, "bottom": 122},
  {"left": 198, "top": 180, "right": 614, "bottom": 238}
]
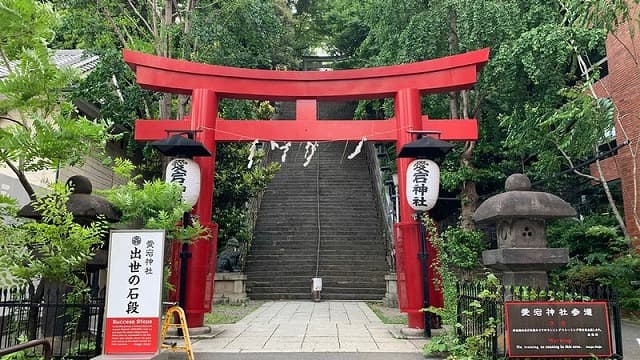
[
  {"left": 204, "top": 300, "right": 265, "bottom": 324},
  {"left": 367, "top": 302, "right": 408, "bottom": 325},
  {"left": 622, "top": 309, "right": 640, "bottom": 322}
]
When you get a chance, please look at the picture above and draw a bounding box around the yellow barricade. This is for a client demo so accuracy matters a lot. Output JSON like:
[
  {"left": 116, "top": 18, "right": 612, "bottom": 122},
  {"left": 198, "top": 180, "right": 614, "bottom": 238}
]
[{"left": 160, "top": 305, "right": 194, "bottom": 360}]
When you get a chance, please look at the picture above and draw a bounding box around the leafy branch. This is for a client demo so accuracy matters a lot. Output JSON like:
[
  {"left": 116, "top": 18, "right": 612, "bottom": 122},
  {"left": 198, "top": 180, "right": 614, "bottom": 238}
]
[
  {"left": 0, "top": 183, "right": 108, "bottom": 289},
  {"left": 100, "top": 158, "right": 209, "bottom": 243}
]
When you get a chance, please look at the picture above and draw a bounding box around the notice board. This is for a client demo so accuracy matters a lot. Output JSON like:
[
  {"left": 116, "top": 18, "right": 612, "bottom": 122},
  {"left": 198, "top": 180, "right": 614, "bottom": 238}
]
[
  {"left": 103, "top": 230, "right": 165, "bottom": 355},
  {"left": 505, "top": 301, "right": 612, "bottom": 358}
]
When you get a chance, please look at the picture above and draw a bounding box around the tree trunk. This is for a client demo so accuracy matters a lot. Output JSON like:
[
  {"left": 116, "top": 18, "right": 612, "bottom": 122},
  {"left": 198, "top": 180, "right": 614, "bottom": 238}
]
[
  {"left": 448, "top": 7, "right": 458, "bottom": 119},
  {"left": 460, "top": 141, "right": 479, "bottom": 231},
  {"left": 594, "top": 158, "right": 629, "bottom": 237},
  {"left": 447, "top": 6, "right": 478, "bottom": 230},
  {"left": 160, "top": 94, "right": 172, "bottom": 119},
  {"left": 157, "top": 0, "right": 174, "bottom": 119},
  {"left": 177, "top": 95, "right": 190, "bottom": 119},
  {"left": 175, "top": 0, "right": 196, "bottom": 119},
  {"left": 4, "top": 159, "right": 36, "bottom": 200}
]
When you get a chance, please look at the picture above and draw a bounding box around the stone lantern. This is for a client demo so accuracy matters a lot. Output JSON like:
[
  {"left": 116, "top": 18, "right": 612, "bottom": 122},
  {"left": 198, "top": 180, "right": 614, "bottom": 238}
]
[{"left": 473, "top": 173, "right": 576, "bottom": 288}]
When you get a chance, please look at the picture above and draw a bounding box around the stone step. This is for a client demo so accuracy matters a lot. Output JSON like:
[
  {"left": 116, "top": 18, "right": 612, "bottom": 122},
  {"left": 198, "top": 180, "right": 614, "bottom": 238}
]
[
  {"left": 247, "top": 251, "right": 387, "bottom": 259},
  {"left": 246, "top": 280, "right": 386, "bottom": 290},
  {"left": 257, "top": 204, "right": 379, "bottom": 212},
  {"left": 247, "top": 284, "right": 385, "bottom": 293},
  {"left": 246, "top": 275, "right": 386, "bottom": 282},
  {"left": 247, "top": 140, "right": 387, "bottom": 300},
  {"left": 247, "top": 262, "right": 387, "bottom": 269},
  {"left": 246, "top": 283, "right": 386, "bottom": 292},
  {"left": 253, "top": 224, "right": 382, "bottom": 231},
  {"left": 248, "top": 293, "right": 384, "bottom": 301},
  {"left": 247, "top": 267, "right": 388, "bottom": 276},
  {"left": 250, "top": 241, "right": 387, "bottom": 248},
  {"left": 247, "top": 254, "right": 386, "bottom": 262},
  {"left": 245, "top": 273, "right": 386, "bottom": 281},
  {"left": 251, "top": 236, "right": 384, "bottom": 242},
  {"left": 251, "top": 236, "right": 385, "bottom": 243},
  {"left": 247, "top": 250, "right": 386, "bottom": 257}
]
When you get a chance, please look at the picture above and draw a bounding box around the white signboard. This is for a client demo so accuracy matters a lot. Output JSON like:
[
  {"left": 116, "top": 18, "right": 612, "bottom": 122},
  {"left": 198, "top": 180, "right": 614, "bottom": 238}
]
[
  {"left": 406, "top": 159, "right": 440, "bottom": 211},
  {"left": 104, "top": 230, "right": 165, "bottom": 355}
]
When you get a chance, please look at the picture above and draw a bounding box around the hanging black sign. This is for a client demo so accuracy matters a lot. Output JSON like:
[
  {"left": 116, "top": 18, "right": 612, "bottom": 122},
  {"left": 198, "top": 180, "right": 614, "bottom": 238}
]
[{"left": 505, "top": 301, "right": 612, "bottom": 358}]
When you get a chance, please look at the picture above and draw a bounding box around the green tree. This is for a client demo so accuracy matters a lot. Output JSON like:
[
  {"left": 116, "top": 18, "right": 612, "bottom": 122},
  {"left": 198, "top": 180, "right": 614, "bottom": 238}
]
[
  {"left": 346, "top": 0, "right": 563, "bottom": 229},
  {"left": 0, "top": 0, "right": 114, "bottom": 200},
  {"left": 0, "top": 184, "right": 107, "bottom": 289},
  {"left": 338, "top": 0, "right": 619, "bottom": 231},
  {"left": 100, "top": 158, "right": 207, "bottom": 242},
  {"left": 291, "top": 0, "right": 369, "bottom": 65},
  {"left": 0, "top": 0, "right": 118, "bottom": 306},
  {"left": 550, "top": 0, "right": 640, "bottom": 237},
  {"left": 55, "top": 0, "right": 301, "bottom": 253}
]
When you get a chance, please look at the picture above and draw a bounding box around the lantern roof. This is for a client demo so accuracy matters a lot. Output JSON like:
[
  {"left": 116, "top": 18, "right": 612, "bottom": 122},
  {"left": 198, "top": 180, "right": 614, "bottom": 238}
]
[
  {"left": 398, "top": 136, "right": 453, "bottom": 159},
  {"left": 18, "top": 175, "right": 121, "bottom": 225},
  {"left": 151, "top": 134, "right": 211, "bottom": 157},
  {"left": 473, "top": 174, "right": 576, "bottom": 223}
]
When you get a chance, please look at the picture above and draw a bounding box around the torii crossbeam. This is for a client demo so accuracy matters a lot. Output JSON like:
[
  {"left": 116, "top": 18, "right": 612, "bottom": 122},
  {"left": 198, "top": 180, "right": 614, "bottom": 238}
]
[{"left": 126, "top": 48, "right": 489, "bottom": 329}]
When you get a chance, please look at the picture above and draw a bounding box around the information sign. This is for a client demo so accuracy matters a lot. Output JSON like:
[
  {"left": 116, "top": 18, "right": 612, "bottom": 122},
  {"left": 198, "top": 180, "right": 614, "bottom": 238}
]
[
  {"left": 104, "top": 230, "right": 165, "bottom": 355},
  {"left": 505, "top": 301, "right": 612, "bottom": 358}
]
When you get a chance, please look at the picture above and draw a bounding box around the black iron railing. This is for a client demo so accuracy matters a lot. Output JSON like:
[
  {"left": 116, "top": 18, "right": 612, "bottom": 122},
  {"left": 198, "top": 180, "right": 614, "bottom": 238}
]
[{"left": 0, "top": 286, "right": 104, "bottom": 360}]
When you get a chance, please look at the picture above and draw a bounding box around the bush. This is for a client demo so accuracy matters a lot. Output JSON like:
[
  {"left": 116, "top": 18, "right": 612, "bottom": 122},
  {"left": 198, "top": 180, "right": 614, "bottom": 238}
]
[
  {"left": 547, "top": 215, "right": 626, "bottom": 263},
  {"left": 564, "top": 252, "right": 640, "bottom": 311},
  {"left": 440, "top": 226, "right": 487, "bottom": 271},
  {"left": 547, "top": 214, "right": 640, "bottom": 311}
]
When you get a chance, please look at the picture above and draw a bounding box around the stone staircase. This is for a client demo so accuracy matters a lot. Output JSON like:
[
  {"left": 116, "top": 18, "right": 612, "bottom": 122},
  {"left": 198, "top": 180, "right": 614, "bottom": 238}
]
[{"left": 246, "top": 141, "right": 388, "bottom": 300}]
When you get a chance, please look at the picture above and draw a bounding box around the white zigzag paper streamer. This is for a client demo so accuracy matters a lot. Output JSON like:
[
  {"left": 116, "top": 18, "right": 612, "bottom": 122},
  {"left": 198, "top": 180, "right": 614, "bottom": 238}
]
[
  {"left": 247, "top": 139, "right": 259, "bottom": 169},
  {"left": 280, "top": 142, "right": 291, "bottom": 163},
  {"left": 347, "top": 137, "right": 367, "bottom": 159},
  {"left": 303, "top": 141, "right": 318, "bottom": 167}
]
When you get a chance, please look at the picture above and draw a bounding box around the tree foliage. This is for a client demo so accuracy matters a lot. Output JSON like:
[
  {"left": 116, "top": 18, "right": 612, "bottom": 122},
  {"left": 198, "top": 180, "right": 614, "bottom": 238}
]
[
  {"left": 0, "top": 184, "right": 107, "bottom": 289},
  {"left": 43, "top": 0, "right": 639, "bottom": 281},
  {"left": 52, "top": 0, "right": 298, "bottom": 252},
  {"left": 548, "top": 215, "right": 640, "bottom": 310},
  {"left": 0, "top": 0, "right": 115, "bottom": 199},
  {"left": 190, "top": 0, "right": 297, "bottom": 68},
  {"left": 324, "top": 0, "right": 620, "bottom": 227},
  {"left": 100, "top": 158, "right": 207, "bottom": 243}
]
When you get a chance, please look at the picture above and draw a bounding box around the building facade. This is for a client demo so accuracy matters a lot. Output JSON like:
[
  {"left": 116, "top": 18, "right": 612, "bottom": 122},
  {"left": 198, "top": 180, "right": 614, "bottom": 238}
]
[
  {"left": 590, "top": 6, "right": 640, "bottom": 241},
  {"left": 0, "top": 50, "right": 125, "bottom": 206}
]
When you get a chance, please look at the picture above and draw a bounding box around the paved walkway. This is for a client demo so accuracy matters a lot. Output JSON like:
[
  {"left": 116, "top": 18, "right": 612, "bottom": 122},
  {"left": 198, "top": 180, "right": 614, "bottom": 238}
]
[{"left": 190, "top": 301, "right": 428, "bottom": 354}]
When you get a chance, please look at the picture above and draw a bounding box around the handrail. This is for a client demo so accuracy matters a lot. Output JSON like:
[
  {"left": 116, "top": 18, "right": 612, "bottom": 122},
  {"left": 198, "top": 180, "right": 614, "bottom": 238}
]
[
  {"left": 0, "top": 339, "right": 52, "bottom": 360},
  {"left": 366, "top": 142, "right": 396, "bottom": 272}
]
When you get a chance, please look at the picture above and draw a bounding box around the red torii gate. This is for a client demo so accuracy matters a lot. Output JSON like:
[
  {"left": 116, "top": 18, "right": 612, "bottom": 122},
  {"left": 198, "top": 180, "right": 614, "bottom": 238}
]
[{"left": 125, "top": 48, "right": 489, "bottom": 329}]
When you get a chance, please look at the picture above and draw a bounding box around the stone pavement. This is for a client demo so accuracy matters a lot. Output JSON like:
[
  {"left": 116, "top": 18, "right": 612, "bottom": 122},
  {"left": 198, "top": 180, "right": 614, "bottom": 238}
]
[{"left": 189, "top": 301, "right": 429, "bottom": 354}]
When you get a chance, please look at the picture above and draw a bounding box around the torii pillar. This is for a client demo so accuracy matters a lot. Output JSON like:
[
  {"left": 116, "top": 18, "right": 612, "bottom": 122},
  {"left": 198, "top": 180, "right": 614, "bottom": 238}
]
[{"left": 125, "top": 48, "right": 489, "bottom": 329}]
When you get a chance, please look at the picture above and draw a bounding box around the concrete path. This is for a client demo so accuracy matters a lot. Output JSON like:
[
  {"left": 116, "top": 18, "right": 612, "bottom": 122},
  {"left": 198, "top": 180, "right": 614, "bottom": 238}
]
[
  {"left": 193, "top": 353, "right": 427, "bottom": 360},
  {"left": 190, "top": 301, "right": 428, "bottom": 354}
]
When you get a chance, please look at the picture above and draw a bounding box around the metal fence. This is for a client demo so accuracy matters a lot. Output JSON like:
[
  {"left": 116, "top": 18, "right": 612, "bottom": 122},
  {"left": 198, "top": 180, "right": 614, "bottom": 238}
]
[
  {"left": 457, "top": 282, "right": 623, "bottom": 359},
  {"left": 0, "top": 285, "right": 105, "bottom": 359}
]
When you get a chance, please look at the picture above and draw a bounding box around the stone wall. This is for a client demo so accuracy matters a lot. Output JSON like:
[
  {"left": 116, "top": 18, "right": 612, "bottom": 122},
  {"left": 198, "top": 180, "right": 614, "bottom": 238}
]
[{"left": 214, "top": 273, "right": 248, "bottom": 304}]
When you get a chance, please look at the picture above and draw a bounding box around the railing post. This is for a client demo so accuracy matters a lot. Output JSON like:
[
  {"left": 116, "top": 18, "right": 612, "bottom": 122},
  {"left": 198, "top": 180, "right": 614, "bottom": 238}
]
[
  {"left": 95, "top": 298, "right": 105, "bottom": 356},
  {"left": 456, "top": 282, "right": 463, "bottom": 341},
  {"left": 611, "top": 288, "right": 624, "bottom": 359},
  {"left": 490, "top": 298, "right": 498, "bottom": 360}
]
